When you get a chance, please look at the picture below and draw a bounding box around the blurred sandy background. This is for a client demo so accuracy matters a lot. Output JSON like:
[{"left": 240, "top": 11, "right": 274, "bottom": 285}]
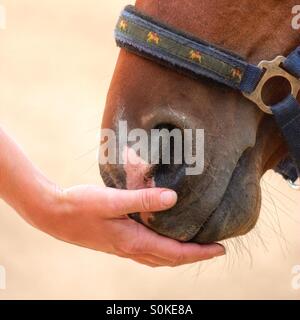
[{"left": 0, "top": 0, "right": 299, "bottom": 300}]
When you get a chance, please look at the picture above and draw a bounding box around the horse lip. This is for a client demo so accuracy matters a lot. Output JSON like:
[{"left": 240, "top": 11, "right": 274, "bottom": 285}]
[
  {"left": 189, "top": 209, "right": 217, "bottom": 243},
  {"left": 190, "top": 147, "right": 253, "bottom": 243}
]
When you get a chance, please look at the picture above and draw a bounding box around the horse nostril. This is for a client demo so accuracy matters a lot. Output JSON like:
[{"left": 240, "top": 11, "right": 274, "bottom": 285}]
[{"left": 151, "top": 123, "right": 186, "bottom": 191}]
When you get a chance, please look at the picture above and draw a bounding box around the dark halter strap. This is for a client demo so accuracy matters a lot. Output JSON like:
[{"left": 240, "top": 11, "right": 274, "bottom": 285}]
[{"left": 115, "top": 5, "right": 300, "bottom": 183}]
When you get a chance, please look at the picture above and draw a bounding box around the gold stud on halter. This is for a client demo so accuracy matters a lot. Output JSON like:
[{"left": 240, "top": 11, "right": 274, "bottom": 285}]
[{"left": 243, "top": 56, "right": 300, "bottom": 114}]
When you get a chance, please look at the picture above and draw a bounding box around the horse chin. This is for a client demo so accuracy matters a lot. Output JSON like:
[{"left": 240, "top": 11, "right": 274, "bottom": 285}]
[{"left": 192, "top": 148, "right": 262, "bottom": 243}]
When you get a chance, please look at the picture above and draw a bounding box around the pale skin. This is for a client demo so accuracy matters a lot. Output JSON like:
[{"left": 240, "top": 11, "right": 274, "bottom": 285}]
[{"left": 0, "top": 127, "right": 225, "bottom": 267}]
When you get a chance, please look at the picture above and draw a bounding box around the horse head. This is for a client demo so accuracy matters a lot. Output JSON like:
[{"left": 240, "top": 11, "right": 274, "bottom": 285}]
[{"left": 100, "top": 0, "right": 300, "bottom": 243}]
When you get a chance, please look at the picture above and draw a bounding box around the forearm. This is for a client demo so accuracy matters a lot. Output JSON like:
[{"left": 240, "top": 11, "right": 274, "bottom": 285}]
[{"left": 0, "top": 126, "right": 60, "bottom": 226}]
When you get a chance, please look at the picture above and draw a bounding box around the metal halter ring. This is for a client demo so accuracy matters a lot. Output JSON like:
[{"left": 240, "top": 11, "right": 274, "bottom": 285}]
[
  {"left": 288, "top": 179, "right": 300, "bottom": 190},
  {"left": 243, "top": 56, "right": 300, "bottom": 114}
]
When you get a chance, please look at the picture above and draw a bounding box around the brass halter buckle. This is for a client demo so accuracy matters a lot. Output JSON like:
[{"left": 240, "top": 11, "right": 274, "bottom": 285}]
[{"left": 243, "top": 56, "right": 300, "bottom": 114}]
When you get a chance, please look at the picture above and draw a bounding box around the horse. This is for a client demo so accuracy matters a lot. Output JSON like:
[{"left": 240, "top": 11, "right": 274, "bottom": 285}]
[{"left": 100, "top": 0, "right": 300, "bottom": 244}]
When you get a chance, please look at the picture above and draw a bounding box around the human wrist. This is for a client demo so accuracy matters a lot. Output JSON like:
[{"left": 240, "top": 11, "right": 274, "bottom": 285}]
[{"left": 9, "top": 173, "right": 65, "bottom": 233}]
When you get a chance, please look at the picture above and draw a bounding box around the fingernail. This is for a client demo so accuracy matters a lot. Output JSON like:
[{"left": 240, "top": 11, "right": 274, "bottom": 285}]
[
  {"left": 160, "top": 190, "right": 177, "bottom": 207},
  {"left": 215, "top": 245, "right": 226, "bottom": 257}
]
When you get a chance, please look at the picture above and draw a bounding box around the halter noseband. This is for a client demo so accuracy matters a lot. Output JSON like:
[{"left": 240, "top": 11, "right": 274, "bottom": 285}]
[{"left": 114, "top": 5, "right": 300, "bottom": 185}]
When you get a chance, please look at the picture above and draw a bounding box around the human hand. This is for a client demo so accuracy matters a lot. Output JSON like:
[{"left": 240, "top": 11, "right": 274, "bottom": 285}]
[{"left": 34, "top": 186, "right": 225, "bottom": 267}]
